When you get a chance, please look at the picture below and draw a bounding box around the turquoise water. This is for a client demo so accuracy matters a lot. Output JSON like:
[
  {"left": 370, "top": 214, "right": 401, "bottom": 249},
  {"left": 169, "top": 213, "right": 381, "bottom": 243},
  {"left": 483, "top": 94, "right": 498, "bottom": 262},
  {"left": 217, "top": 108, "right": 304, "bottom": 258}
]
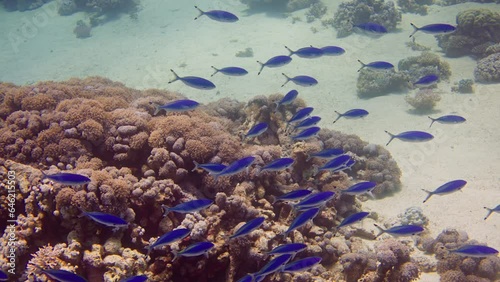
[{"left": 0, "top": 0, "right": 499, "bottom": 281}]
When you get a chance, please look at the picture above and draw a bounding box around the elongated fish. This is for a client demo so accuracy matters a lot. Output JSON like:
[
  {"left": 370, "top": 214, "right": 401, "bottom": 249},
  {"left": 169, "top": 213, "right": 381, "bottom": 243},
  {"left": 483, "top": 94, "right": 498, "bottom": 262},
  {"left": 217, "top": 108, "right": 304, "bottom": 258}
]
[
  {"left": 281, "top": 73, "right": 318, "bottom": 87},
  {"left": 342, "top": 181, "right": 377, "bottom": 196},
  {"left": 194, "top": 6, "right": 238, "bottom": 22},
  {"left": 154, "top": 99, "right": 200, "bottom": 115},
  {"left": 267, "top": 243, "right": 307, "bottom": 256},
  {"left": 291, "top": 127, "right": 320, "bottom": 141},
  {"left": 275, "top": 89, "right": 299, "bottom": 111},
  {"left": 353, "top": 22, "right": 387, "bottom": 35},
  {"left": 294, "top": 191, "right": 335, "bottom": 210},
  {"left": 282, "top": 256, "right": 322, "bottom": 273},
  {"left": 484, "top": 204, "right": 500, "bottom": 220},
  {"left": 273, "top": 189, "right": 312, "bottom": 203},
  {"left": 146, "top": 228, "right": 191, "bottom": 256},
  {"left": 39, "top": 269, "right": 87, "bottom": 282},
  {"left": 409, "top": 23, "right": 456, "bottom": 38},
  {"left": 244, "top": 122, "right": 268, "bottom": 141},
  {"left": 336, "top": 211, "right": 370, "bottom": 229},
  {"left": 450, "top": 245, "right": 498, "bottom": 257},
  {"left": 162, "top": 199, "right": 213, "bottom": 216},
  {"left": 236, "top": 274, "right": 253, "bottom": 282},
  {"left": 283, "top": 208, "right": 320, "bottom": 237},
  {"left": 285, "top": 46, "right": 323, "bottom": 58},
  {"left": 320, "top": 46, "right": 345, "bottom": 56},
  {"left": 173, "top": 241, "right": 214, "bottom": 261},
  {"left": 428, "top": 115, "right": 466, "bottom": 128},
  {"left": 413, "top": 74, "right": 439, "bottom": 87},
  {"left": 211, "top": 66, "right": 248, "bottom": 77},
  {"left": 168, "top": 69, "right": 216, "bottom": 90},
  {"left": 212, "top": 156, "right": 256, "bottom": 181},
  {"left": 258, "top": 158, "right": 294, "bottom": 174},
  {"left": 333, "top": 109, "right": 369, "bottom": 123},
  {"left": 42, "top": 172, "right": 91, "bottom": 185},
  {"left": 357, "top": 60, "right": 394, "bottom": 72},
  {"left": 192, "top": 161, "right": 226, "bottom": 174},
  {"left": 316, "top": 154, "right": 351, "bottom": 174},
  {"left": 80, "top": 209, "right": 128, "bottom": 229},
  {"left": 422, "top": 179, "right": 467, "bottom": 203},
  {"left": 257, "top": 55, "right": 292, "bottom": 75},
  {"left": 385, "top": 130, "right": 434, "bottom": 146},
  {"left": 307, "top": 148, "right": 344, "bottom": 161},
  {"left": 0, "top": 270, "right": 7, "bottom": 282},
  {"left": 374, "top": 224, "right": 424, "bottom": 238},
  {"left": 230, "top": 217, "right": 265, "bottom": 239},
  {"left": 293, "top": 116, "right": 321, "bottom": 131},
  {"left": 120, "top": 275, "right": 148, "bottom": 282},
  {"left": 252, "top": 254, "right": 293, "bottom": 279},
  {"left": 287, "top": 107, "right": 314, "bottom": 126}
]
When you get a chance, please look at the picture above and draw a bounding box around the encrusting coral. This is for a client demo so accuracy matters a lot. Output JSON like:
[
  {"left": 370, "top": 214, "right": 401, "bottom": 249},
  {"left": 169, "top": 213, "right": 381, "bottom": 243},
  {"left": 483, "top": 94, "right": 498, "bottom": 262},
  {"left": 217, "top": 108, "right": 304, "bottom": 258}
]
[{"left": 0, "top": 78, "right": 490, "bottom": 282}]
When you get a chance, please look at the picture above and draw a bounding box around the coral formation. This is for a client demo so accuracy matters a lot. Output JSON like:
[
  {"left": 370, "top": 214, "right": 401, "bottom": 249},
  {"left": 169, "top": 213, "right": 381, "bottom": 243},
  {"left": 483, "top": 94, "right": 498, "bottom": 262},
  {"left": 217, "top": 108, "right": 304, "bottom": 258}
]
[
  {"left": 73, "top": 20, "right": 92, "bottom": 39},
  {"left": 405, "top": 88, "right": 442, "bottom": 112},
  {"left": 397, "top": 0, "right": 433, "bottom": 15},
  {"left": 398, "top": 52, "right": 452, "bottom": 82},
  {"left": 451, "top": 79, "right": 475, "bottom": 93},
  {"left": 1, "top": 0, "right": 50, "bottom": 11},
  {"left": 356, "top": 70, "right": 410, "bottom": 98},
  {"left": 305, "top": 2, "right": 327, "bottom": 23},
  {"left": 437, "top": 9, "right": 500, "bottom": 58},
  {"left": 474, "top": 52, "right": 500, "bottom": 83},
  {"left": 330, "top": 0, "right": 401, "bottom": 37}
]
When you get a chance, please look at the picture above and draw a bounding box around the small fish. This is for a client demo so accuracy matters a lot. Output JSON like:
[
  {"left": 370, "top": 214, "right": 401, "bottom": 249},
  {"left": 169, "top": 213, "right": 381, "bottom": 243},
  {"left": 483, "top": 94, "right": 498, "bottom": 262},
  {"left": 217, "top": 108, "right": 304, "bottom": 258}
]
[
  {"left": 357, "top": 60, "right": 394, "bottom": 72},
  {"left": 342, "top": 181, "right": 377, "bottom": 196},
  {"left": 281, "top": 73, "right": 318, "bottom": 87},
  {"left": 253, "top": 254, "right": 293, "bottom": 278},
  {"left": 173, "top": 241, "right": 215, "bottom": 261},
  {"left": 336, "top": 212, "right": 370, "bottom": 229},
  {"left": 409, "top": 23, "right": 456, "bottom": 38},
  {"left": 0, "top": 270, "right": 7, "bottom": 282},
  {"left": 333, "top": 109, "right": 369, "bottom": 123},
  {"left": 273, "top": 189, "right": 312, "bottom": 203},
  {"left": 120, "top": 275, "right": 148, "bottom": 282},
  {"left": 230, "top": 217, "right": 265, "bottom": 239},
  {"left": 450, "top": 245, "right": 499, "bottom": 258},
  {"left": 275, "top": 90, "right": 299, "bottom": 111},
  {"left": 211, "top": 66, "right": 248, "bottom": 77},
  {"left": 307, "top": 148, "right": 344, "bottom": 161},
  {"left": 258, "top": 158, "right": 294, "bottom": 174},
  {"left": 320, "top": 46, "right": 345, "bottom": 56},
  {"left": 291, "top": 127, "right": 320, "bottom": 141},
  {"left": 294, "top": 192, "right": 335, "bottom": 210},
  {"left": 283, "top": 208, "right": 320, "bottom": 237},
  {"left": 385, "top": 130, "right": 434, "bottom": 146},
  {"left": 236, "top": 274, "right": 253, "bottom": 282},
  {"left": 194, "top": 6, "right": 238, "bottom": 22},
  {"left": 353, "top": 22, "right": 388, "bottom": 35},
  {"left": 287, "top": 107, "right": 314, "bottom": 125},
  {"left": 39, "top": 269, "right": 87, "bottom": 282},
  {"left": 484, "top": 204, "right": 500, "bottom": 220},
  {"left": 162, "top": 199, "right": 213, "bottom": 216},
  {"left": 146, "top": 228, "right": 191, "bottom": 256},
  {"left": 42, "top": 172, "right": 91, "bottom": 185},
  {"left": 422, "top": 180, "right": 467, "bottom": 203},
  {"left": 282, "top": 256, "right": 322, "bottom": 273},
  {"left": 374, "top": 224, "right": 424, "bottom": 238},
  {"left": 428, "top": 115, "right": 466, "bottom": 128},
  {"left": 268, "top": 243, "right": 307, "bottom": 256},
  {"left": 413, "top": 74, "right": 439, "bottom": 87},
  {"left": 293, "top": 116, "right": 321, "bottom": 131},
  {"left": 154, "top": 99, "right": 200, "bottom": 115},
  {"left": 192, "top": 161, "right": 226, "bottom": 174},
  {"left": 244, "top": 122, "right": 269, "bottom": 140},
  {"left": 285, "top": 46, "right": 324, "bottom": 58},
  {"left": 316, "top": 154, "right": 351, "bottom": 174},
  {"left": 212, "top": 156, "right": 256, "bottom": 181},
  {"left": 257, "top": 55, "right": 292, "bottom": 75},
  {"left": 168, "top": 69, "right": 216, "bottom": 90},
  {"left": 80, "top": 210, "right": 128, "bottom": 229}
]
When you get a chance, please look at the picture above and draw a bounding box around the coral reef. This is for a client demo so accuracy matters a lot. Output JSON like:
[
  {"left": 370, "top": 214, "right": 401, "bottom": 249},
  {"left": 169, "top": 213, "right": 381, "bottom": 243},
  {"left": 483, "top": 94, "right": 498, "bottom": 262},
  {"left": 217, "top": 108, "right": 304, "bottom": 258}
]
[
  {"left": 330, "top": 0, "right": 401, "bottom": 37},
  {"left": 397, "top": 0, "right": 433, "bottom": 15},
  {"left": 474, "top": 52, "right": 500, "bottom": 83},
  {"left": 357, "top": 70, "right": 410, "bottom": 98},
  {"left": 1, "top": 0, "right": 50, "bottom": 11},
  {"left": 405, "top": 88, "right": 442, "bottom": 112},
  {"left": 239, "top": 0, "right": 319, "bottom": 13},
  {"left": 398, "top": 52, "right": 452, "bottom": 82},
  {"left": 73, "top": 20, "right": 92, "bottom": 39},
  {"left": 437, "top": 9, "right": 500, "bottom": 58},
  {"left": 451, "top": 79, "right": 475, "bottom": 93},
  {"left": 305, "top": 2, "right": 327, "bottom": 23}
]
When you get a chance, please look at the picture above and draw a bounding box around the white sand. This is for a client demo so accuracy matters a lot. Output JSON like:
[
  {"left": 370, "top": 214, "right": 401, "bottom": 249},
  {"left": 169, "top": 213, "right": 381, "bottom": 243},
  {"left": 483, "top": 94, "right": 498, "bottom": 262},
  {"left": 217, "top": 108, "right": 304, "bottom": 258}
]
[{"left": 1, "top": 0, "right": 498, "bottom": 273}]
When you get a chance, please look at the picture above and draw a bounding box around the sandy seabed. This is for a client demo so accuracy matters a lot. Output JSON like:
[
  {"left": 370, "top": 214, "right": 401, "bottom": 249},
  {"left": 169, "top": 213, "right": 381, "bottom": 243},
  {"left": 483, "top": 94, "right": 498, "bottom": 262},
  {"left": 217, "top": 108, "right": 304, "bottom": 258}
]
[{"left": 0, "top": 0, "right": 499, "bottom": 280}]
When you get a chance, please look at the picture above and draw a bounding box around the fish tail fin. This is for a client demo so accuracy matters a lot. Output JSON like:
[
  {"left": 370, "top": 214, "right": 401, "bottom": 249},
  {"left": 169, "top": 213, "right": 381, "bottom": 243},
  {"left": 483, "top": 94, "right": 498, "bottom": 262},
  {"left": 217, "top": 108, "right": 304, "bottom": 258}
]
[
  {"left": 168, "top": 69, "right": 180, "bottom": 84},
  {"left": 366, "top": 190, "right": 375, "bottom": 199},
  {"left": 384, "top": 130, "right": 395, "bottom": 146},
  {"left": 153, "top": 105, "right": 161, "bottom": 116},
  {"left": 428, "top": 116, "right": 436, "bottom": 128},
  {"left": 312, "top": 165, "right": 319, "bottom": 176},
  {"left": 161, "top": 205, "right": 170, "bottom": 217},
  {"left": 373, "top": 224, "right": 385, "bottom": 238},
  {"left": 172, "top": 250, "right": 180, "bottom": 262},
  {"left": 210, "top": 66, "right": 219, "bottom": 77},
  {"left": 194, "top": 6, "right": 204, "bottom": 20},
  {"left": 284, "top": 45, "right": 293, "bottom": 56},
  {"left": 483, "top": 207, "right": 493, "bottom": 220},
  {"left": 273, "top": 101, "right": 280, "bottom": 112},
  {"left": 306, "top": 155, "right": 312, "bottom": 161},
  {"left": 357, "top": 60, "right": 365, "bottom": 72},
  {"left": 192, "top": 160, "right": 200, "bottom": 172},
  {"left": 41, "top": 171, "right": 48, "bottom": 180},
  {"left": 409, "top": 23, "right": 419, "bottom": 38},
  {"left": 332, "top": 111, "right": 342, "bottom": 123},
  {"left": 422, "top": 189, "right": 433, "bottom": 203},
  {"left": 281, "top": 73, "right": 290, "bottom": 87},
  {"left": 257, "top": 61, "right": 264, "bottom": 75}
]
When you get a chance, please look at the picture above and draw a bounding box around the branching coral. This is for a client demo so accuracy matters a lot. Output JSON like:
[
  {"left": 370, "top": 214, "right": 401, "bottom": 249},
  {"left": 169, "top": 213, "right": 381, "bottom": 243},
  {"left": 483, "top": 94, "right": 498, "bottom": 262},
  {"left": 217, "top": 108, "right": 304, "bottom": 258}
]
[{"left": 405, "top": 88, "right": 442, "bottom": 113}]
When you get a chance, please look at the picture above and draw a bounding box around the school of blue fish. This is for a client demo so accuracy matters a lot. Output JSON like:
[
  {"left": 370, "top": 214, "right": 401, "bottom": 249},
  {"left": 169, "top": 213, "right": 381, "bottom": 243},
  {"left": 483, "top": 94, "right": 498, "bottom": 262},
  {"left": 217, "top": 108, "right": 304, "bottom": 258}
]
[{"left": 27, "top": 4, "right": 499, "bottom": 282}]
